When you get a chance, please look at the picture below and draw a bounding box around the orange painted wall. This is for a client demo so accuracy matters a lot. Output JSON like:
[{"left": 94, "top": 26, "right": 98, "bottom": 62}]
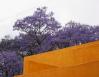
[
  {"left": 15, "top": 61, "right": 99, "bottom": 77},
  {"left": 15, "top": 41, "right": 99, "bottom": 77},
  {"left": 23, "top": 60, "right": 57, "bottom": 74}
]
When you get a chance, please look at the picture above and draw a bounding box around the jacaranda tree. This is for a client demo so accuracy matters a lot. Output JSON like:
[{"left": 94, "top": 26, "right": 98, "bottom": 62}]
[
  {"left": 57, "top": 21, "right": 99, "bottom": 48},
  {"left": 13, "top": 7, "right": 61, "bottom": 54}
]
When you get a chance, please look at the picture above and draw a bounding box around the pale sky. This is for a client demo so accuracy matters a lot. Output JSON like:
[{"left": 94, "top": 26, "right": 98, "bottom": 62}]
[{"left": 0, "top": 0, "right": 99, "bottom": 39}]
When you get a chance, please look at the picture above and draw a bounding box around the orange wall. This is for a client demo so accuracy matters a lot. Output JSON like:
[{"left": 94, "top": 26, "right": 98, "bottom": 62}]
[
  {"left": 15, "top": 61, "right": 99, "bottom": 77},
  {"left": 15, "top": 41, "right": 99, "bottom": 77}
]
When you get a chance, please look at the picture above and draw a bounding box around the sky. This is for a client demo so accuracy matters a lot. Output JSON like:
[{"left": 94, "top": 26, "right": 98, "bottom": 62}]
[{"left": 0, "top": 0, "right": 99, "bottom": 39}]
